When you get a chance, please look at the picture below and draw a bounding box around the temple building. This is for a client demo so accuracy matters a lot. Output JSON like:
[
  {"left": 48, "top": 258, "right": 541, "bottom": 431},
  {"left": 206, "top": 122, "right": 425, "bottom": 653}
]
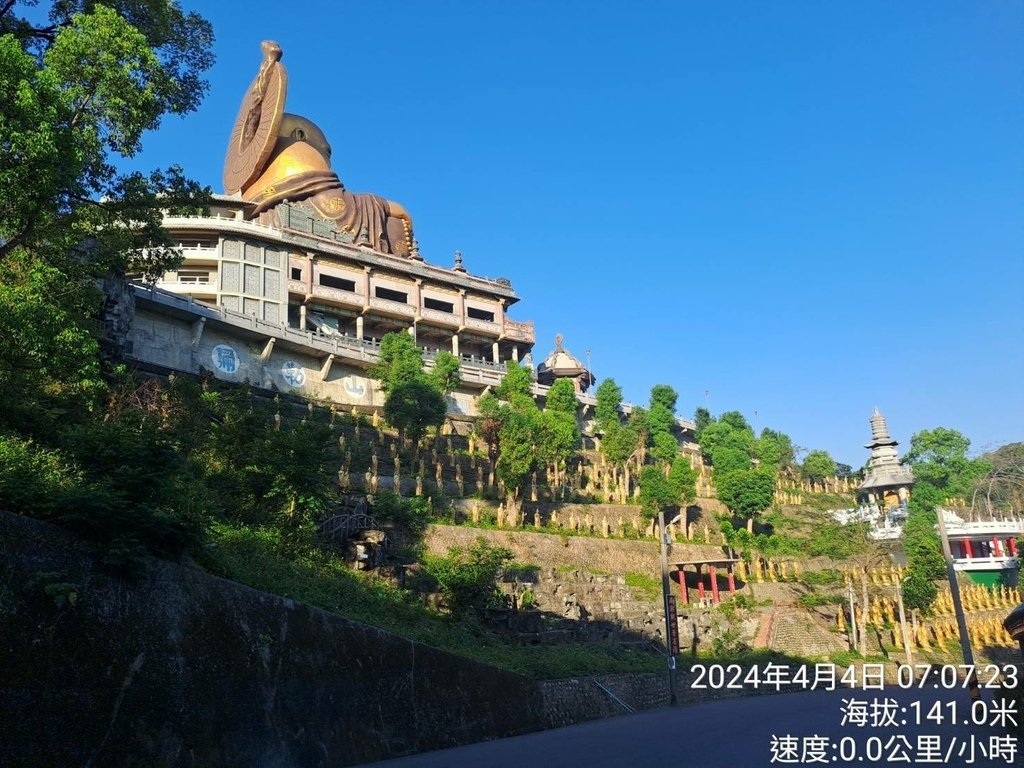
[
  {"left": 130, "top": 41, "right": 534, "bottom": 414},
  {"left": 941, "top": 508, "right": 1022, "bottom": 587},
  {"left": 856, "top": 408, "right": 914, "bottom": 511},
  {"left": 536, "top": 334, "right": 595, "bottom": 393}
]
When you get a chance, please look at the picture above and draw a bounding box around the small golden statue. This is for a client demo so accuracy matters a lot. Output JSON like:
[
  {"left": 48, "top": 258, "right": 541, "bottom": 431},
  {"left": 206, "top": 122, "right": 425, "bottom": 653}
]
[{"left": 224, "top": 41, "right": 415, "bottom": 257}]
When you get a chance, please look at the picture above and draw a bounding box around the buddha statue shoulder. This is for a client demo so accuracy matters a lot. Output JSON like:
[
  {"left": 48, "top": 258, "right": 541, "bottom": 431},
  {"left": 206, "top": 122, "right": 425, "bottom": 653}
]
[{"left": 223, "top": 41, "right": 415, "bottom": 258}]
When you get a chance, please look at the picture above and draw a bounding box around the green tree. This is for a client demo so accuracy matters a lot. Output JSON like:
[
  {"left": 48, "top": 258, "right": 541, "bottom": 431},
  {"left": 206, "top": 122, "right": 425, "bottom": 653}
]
[
  {"left": 545, "top": 377, "right": 578, "bottom": 415},
  {"left": 693, "top": 406, "right": 711, "bottom": 441},
  {"left": 0, "top": 1, "right": 212, "bottom": 427},
  {"left": 369, "top": 332, "right": 424, "bottom": 395},
  {"left": 719, "top": 411, "right": 751, "bottom": 433},
  {"left": 756, "top": 428, "right": 795, "bottom": 470},
  {"left": 496, "top": 361, "right": 533, "bottom": 403},
  {"left": 495, "top": 407, "right": 542, "bottom": 517},
  {"left": 538, "top": 410, "right": 579, "bottom": 486},
  {"left": 383, "top": 377, "right": 447, "bottom": 442},
  {"left": 699, "top": 420, "right": 754, "bottom": 464},
  {"left": 0, "top": 3, "right": 211, "bottom": 272},
  {"left": 901, "top": 569, "right": 938, "bottom": 613},
  {"left": 651, "top": 431, "right": 679, "bottom": 465},
  {"left": 668, "top": 457, "right": 698, "bottom": 506},
  {"left": 649, "top": 384, "right": 678, "bottom": 414},
  {"left": 716, "top": 467, "right": 776, "bottom": 533},
  {"left": 638, "top": 465, "right": 676, "bottom": 518},
  {"left": 711, "top": 446, "right": 752, "bottom": 476},
  {"left": 594, "top": 378, "right": 622, "bottom": 433},
  {"left": 802, "top": 450, "right": 837, "bottom": 483},
  {"left": 905, "top": 427, "right": 990, "bottom": 501},
  {"left": 428, "top": 350, "right": 461, "bottom": 394}
]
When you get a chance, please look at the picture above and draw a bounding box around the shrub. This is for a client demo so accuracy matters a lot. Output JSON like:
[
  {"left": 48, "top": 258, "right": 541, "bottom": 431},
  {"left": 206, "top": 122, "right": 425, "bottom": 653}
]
[
  {"left": 901, "top": 569, "right": 938, "bottom": 612},
  {"left": 424, "top": 537, "right": 513, "bottom": 617}
]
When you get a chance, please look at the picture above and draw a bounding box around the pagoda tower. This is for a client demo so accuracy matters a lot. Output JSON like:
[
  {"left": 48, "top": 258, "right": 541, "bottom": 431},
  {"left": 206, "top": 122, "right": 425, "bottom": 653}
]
[{"left": 857, "top": 408, "right": 914, "bottom": 510}]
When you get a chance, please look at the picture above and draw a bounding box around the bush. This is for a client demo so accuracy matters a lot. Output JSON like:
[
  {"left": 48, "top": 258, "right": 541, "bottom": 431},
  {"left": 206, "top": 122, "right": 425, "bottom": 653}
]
[
  {"left": 424, "top": 537, "right": 513, "bottom": 617},
  {"left": 901, "top": 569, "right": 938, "bottom": 612}
]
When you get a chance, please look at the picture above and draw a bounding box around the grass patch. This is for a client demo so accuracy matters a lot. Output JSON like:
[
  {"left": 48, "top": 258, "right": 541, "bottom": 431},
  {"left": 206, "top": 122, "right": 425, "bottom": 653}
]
[
  {"left": 624, "top": 572, "right": 661, "bottom": 600},
  {"left": 201, "top": 522, "right": 665, "bottom": 679}
]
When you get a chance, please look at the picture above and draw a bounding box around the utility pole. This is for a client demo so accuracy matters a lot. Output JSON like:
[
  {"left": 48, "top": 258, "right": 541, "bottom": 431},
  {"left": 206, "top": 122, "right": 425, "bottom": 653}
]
[
  {"left": 895, "top": 579, "right": 913, "bottom": 665},
  {"left": 935, "top": 508, "right": 981, "bottom": 701},
  {"left": 658, "top": 507, "right": 678, "bottom": 706}
]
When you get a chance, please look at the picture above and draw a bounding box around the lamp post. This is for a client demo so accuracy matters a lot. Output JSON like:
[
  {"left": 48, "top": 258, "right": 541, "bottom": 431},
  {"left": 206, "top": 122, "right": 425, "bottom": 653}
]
[{"left": 585, "top": 349, "right": 592, "bottom": 391}]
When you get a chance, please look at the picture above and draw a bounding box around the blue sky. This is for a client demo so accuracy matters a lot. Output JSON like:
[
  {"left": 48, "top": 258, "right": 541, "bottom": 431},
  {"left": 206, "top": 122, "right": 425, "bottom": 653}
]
[{"left": 129, "top": 1, "right": 1023, "bottom": 466}]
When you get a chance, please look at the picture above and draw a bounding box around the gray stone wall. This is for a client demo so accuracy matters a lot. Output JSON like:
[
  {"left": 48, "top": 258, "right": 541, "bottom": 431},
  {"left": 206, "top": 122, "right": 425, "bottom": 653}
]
[{"left": 0, "top": 512, "right": 546, "bottom": 767}]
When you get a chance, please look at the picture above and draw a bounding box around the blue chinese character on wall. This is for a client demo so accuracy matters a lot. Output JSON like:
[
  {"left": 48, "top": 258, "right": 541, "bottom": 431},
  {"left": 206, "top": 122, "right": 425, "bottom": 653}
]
[
  {"left": 212, "top": 344, "right": 239, "bottom": 374},
  {"left": 281, "top": 361, "right": 305, "bottom": 388}
]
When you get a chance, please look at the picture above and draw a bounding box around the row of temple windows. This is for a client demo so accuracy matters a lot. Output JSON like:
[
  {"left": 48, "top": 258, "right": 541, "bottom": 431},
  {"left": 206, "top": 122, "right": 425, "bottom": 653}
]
[{"left": 291, "top": 268, "right": 496, "bottom": 322}]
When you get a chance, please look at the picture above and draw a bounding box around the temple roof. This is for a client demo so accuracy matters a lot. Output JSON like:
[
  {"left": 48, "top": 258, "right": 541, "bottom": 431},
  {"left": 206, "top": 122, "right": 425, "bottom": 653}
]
[
  {"left": 857, "top": 407, "right": 914, "bottom": 492},
  {"left": 536, "top": 334, "right": 594, "bottom": 390}
]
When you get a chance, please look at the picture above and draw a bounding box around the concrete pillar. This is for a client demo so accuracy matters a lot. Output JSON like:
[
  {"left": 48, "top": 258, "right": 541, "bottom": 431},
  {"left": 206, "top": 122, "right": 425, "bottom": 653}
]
[
  {"left": 964, "top": 539, "right": 973, "bottom": 559},
  {"left": 696, "top": 565, "right": 705, "bottom": 601},
  {"left": 451, "top": 333, "right": 460, "bottom": 357},
  {"left": 1009, "top": 537, "right": 1018, "bottom": 557},
  {"left": 492, "top": 341, "right": 500, "bottom": 364},
  {"left": 710, "top": 565, "right": 720, "bottom": 604},
  {"left": 361, "top": 266, "right": 371, "bottom": 308},
  {"left": 408, "top": 323, "right": 416, "bottom": 342},
  {"left": 456, "top": 289, "right": 466, "bottom": 326},
  {"left": 299, "top": 303, "right": 307, "bottom": 330},
  {"left": 413, "top": 278, "right": 423, "bottom": 320},
  {"left": 727, "top": 565, "right": 736, "bottom": 595},
  {"left": 993, "top": 537, "right": 1003, "bottom": 558},
  {"left": 678, "top": 568, "right": 688, "bottom": 605},
  {"left": 512, "top": 344, "right": 519, "bottom": 362},
  {"left": 356, "top": 315, "right": 364, "bottom": 340}
]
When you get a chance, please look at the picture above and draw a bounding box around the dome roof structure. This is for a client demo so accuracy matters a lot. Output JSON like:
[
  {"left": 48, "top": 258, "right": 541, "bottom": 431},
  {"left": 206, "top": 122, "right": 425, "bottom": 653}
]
[{"left": 536, "top": 334, "right": 594, "bottom": 392}]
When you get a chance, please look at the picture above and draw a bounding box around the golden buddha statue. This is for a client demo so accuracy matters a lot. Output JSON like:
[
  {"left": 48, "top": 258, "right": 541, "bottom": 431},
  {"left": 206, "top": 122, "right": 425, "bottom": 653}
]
[{"left": 224, "top": 41, "right": 415, "bottom": 257}]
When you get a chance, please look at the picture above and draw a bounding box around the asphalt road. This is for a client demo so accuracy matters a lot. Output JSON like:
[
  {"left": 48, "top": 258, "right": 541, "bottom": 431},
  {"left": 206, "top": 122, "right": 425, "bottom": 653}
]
[{"left": 360, "top": 687, "right": 1017, "bottom": 767}]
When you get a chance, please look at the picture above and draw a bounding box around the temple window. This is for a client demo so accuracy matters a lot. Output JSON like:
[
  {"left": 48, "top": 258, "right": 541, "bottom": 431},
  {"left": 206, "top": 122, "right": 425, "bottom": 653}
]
[
  {"left": 178, "top": 237, "right": 216, "bottom": 250},
  {"left": 290, "top": 267, "right": 302, "bottom": 280},
  {"left": 467, "top": 306, "right": 495, "bottom": 322},
  {"left": 177, "top": 269, "right": 212, "bottom": 284},
  {"left": 320, "top": 273, "right": 356, "bottom": 292},
  {"left": 424, "top": 297, "right": 454, "bottom": 313},
  {"left": 375, "top": 286, "right": 408, "bottom": 303}
]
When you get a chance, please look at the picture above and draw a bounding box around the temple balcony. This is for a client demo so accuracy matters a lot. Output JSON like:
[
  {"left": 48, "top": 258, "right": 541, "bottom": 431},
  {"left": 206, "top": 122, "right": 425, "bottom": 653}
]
[
  {"left": 953, "top": 555, "right": 1019, "bottom": 572},
  {"left": 419, "top": 307, "right": 461, "bottom": 330},
  {"left": 177, "top": 245, "right": 219, "bottom": 266},
  {"left": 503, "top": 318, "right": 535, "bottom": 344},
  {"left": 310, "top": 283, "right": 364, "bottom": 311},
  {"left": 368, "top": 296, "right": 415, "bottom": 319}
]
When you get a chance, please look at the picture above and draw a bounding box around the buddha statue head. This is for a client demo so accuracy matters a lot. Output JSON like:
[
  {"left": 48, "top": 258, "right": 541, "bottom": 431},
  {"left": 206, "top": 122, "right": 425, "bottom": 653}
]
[{"left": 240, "top": 113, "right": 336, "bottom": 200}]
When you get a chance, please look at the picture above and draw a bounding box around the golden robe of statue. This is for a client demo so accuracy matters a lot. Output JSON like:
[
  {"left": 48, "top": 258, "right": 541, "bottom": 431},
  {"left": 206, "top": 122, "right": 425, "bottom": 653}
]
[{"left": 224, "top": 41, "right": 415, "bottom": 257}]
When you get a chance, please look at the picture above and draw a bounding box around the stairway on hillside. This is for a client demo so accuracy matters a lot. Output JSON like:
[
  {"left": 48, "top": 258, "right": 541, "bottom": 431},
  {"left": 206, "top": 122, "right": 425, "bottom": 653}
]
[{"left": 768, "top": 608, "right": 848, "bottom": 657}]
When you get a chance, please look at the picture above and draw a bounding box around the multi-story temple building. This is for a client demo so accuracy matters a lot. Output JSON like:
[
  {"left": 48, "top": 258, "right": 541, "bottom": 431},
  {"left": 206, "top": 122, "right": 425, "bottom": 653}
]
[{"left": 128, "top": 41, "right": 534, "bottom": 415}]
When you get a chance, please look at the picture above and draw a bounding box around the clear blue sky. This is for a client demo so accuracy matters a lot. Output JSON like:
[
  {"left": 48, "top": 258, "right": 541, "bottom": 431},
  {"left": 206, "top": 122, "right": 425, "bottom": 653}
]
[{"left": 130, "top": 1, "right": 1023, "bottom": 467}]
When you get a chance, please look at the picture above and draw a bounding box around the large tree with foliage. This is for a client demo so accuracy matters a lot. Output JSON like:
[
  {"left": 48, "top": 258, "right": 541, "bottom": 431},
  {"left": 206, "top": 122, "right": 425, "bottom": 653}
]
[
  {"left": 545, "top": 377, "right": 578, "bottom": 415},
  {"left": 716, "top": 467, "right": 776, "bottom": 533},
  {"left": 0, "top": 1, "right": 212, "bottom": 428},
  {"left": 905, "top": 427, "right": 990, "bottom": 502},
  {"left": 802, "top": 450, "right": 837, "bottom": 483},
  {"left": 369, "top": 332, "right": 424, "bottom": 395},
  {"left": 755, "top": 428, "right": 795, "bottom": 471},
  {"left": 594, "top": 378, "right": 622, "bottom": 434}
]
